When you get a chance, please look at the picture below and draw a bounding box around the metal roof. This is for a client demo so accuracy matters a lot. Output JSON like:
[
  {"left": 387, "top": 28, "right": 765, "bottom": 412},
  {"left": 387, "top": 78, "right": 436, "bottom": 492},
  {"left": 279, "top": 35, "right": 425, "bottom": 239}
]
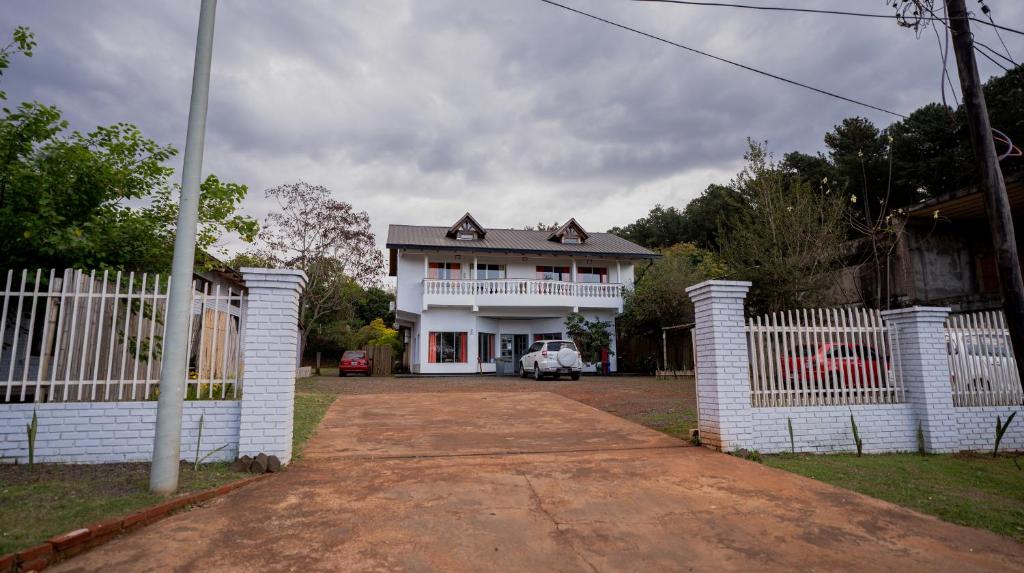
[
  {"left": 908, "top": 176, "right": 1024, "bottom": 222},
  {"left": 386, "top": 224, "right": 659, "bottom": 259}
]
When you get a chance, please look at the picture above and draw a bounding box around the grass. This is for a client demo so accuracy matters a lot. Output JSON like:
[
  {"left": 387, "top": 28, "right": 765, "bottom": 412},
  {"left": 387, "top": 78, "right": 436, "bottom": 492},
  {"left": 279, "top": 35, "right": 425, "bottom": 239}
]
[
  {"left": 0, "top": 382, "right": 342, "bottom": 556},
  {"left": 638, "top": 408, "right": 698, "bottom": 440},
  {"left": 764, "top": 452, "right": 1024, "bottom": 542}
]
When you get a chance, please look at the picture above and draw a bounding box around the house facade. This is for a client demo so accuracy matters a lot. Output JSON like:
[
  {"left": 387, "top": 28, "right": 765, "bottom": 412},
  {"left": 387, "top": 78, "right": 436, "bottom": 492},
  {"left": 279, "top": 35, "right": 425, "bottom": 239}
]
[{"left": 387, "top": 214, "right": 658, "bottom": 375}]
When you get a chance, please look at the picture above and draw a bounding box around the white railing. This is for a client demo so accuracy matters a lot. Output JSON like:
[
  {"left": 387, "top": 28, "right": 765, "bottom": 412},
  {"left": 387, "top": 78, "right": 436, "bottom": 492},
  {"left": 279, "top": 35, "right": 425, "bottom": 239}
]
[
  {"left": 0, "top": 269, "right": 245, "bottom": 403},
  {"left": 946, "top": 310, "right": 1024, "bottom": 407},
  {"left": 745, "top": 308, "right": 903, "bottom": 407},
  {"left": 423, "top": 278, "right": 622, "bottom": 298}
]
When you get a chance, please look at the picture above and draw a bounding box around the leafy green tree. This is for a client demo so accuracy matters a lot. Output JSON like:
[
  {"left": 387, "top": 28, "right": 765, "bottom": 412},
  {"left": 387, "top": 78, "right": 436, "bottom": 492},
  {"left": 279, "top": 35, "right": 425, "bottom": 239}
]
[
  {"left": 722, "top": 141, "right": 848, "bottom": 314},
  {"left": 0, "top": 102, "right": 256, "bottom": 271},
  {"left": 608, "top": 205, "right": 686, "bottom": 250},
  {"left": 354, "top": 286, "right": 395, "bottom": 325},
  {"left": 677, "top": 184, "right": 744, "bottom": 250},
  {"left": 564, "top": 312, "right": 613, "bottom": 367},
  {"left": 0, "top": 26, "right": 34, "bottom": 101},
  {"left": 348, "top": 318, "right": 402, "bottom": 354},
  {"left": 620, "top": 243, "right": 726, "bottom": 336}
]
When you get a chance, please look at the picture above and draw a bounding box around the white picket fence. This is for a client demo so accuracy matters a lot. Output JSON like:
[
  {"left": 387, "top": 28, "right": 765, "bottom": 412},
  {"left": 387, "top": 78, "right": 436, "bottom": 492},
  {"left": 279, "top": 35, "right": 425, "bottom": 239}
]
[
  {"left": 946, "top": 310, "right": 1024, "bottom": 407},
  {"left": 745, "top": 308, "right": 903, "bottom": 407},
  {"left": 0, "top": 269, "right": 244, "bottom": 403}
]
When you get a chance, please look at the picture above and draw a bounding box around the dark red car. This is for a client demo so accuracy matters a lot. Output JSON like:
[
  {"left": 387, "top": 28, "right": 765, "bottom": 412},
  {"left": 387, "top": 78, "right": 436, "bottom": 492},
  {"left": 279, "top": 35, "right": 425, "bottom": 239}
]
[
  {"left": 339, "top": 350, "right": 372, "bottom": 376},
  {"left": 780, "top": 343, "right": 886, "bottom": 388}
]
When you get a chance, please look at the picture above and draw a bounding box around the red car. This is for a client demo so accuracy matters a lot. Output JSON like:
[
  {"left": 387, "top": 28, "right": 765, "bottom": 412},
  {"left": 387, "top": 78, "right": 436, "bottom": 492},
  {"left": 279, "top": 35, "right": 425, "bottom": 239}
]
[
  {"left": 339, "top": 350, "right": 372, "bottom": 376},
  {"left": 780, "top": 343, "right": 886, "bottom": 388}
]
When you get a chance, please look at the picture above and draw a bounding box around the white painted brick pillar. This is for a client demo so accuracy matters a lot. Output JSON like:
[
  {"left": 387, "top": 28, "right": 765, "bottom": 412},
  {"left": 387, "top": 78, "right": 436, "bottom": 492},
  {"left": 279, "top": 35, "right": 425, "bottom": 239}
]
[
  {"left": 880, "top": 306, "right": 959, "bottom": 453},
  {"left": 685, "top": 280, "right": 754, "bottom": 451},
  {"left": 238, "top": 268, "right": 307, "bottom": 463}
]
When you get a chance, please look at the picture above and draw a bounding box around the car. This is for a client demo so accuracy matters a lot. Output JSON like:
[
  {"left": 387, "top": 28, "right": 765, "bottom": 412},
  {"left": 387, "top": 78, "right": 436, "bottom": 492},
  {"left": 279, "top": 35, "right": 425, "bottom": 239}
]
[
  {"left": 339, "top": 350, "right": 372, "bottom": 376},
  {"left": 520, "top": 339, "right": 582, "bottom": 380},
  {"left": 947, "top": 332, "right": 1018, "bottom": 391},
  {"left": 779, "top": 342, "right": 887, "bottom": 388}
]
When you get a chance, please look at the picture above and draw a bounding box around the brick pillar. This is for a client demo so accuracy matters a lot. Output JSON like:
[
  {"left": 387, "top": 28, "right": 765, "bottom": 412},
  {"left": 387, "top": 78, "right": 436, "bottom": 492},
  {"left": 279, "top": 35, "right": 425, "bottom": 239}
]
[
  {"left": 881, "top": 306, "right": 959, "bottom": 453},
  {"left": 238, "top": 268, "right": 307, "bottom": 463},
  {"left": 685, "top": 280, "right": 753, "bottom": 451}
]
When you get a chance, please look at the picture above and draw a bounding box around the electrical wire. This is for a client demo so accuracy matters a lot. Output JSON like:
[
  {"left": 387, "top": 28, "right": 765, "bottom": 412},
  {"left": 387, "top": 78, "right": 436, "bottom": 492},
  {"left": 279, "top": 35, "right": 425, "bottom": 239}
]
[
  {"left": 536, "top": 0, "right": 906, "bottom": 118},
  {"left": 631, "top": 0, "right": 1024, "bottom": 36}
]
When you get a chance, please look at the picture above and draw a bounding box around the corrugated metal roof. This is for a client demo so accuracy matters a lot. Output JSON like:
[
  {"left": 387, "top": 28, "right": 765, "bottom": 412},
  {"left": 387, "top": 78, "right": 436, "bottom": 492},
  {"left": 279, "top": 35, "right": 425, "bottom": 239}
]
[{"left": 386, "top": 224, "right": 659, "bottom": 259}]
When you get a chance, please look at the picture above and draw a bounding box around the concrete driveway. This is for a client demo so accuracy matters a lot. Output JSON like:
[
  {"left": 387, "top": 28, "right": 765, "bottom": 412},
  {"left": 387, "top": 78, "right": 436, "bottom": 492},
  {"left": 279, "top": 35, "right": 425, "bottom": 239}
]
[{"left": 56, "top": 391, "right": 1024, "bottom": 572}]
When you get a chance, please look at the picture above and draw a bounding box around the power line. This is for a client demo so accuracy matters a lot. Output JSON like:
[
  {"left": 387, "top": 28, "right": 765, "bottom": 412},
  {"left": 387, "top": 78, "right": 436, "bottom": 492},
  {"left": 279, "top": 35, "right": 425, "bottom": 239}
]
[
  {"left": 632, "top": 0, "right": 1024, "bottom": 36},
  {"left": 536, "top": 0, "right": 906, "bottom": 118}
]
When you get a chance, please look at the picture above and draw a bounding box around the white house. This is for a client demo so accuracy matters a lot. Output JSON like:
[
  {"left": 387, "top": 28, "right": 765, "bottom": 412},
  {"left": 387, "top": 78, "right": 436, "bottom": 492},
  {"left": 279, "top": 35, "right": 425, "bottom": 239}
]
[{"left": 387, "top": 213, "right": 658, "bottom": 375}]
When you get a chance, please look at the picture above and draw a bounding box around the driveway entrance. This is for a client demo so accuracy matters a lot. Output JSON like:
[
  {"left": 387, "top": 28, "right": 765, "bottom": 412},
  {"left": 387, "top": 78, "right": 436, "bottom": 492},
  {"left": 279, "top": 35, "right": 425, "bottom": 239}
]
[{"left": 55, "top": 390, "right": 1024, "bottom": 572}]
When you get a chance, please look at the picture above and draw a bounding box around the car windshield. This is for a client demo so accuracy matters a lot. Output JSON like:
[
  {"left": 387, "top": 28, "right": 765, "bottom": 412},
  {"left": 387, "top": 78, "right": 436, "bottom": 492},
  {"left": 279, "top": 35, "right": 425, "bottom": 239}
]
[
  {"left": 546, "top": 341, "right": 577, "bottom": 352},
  {"left": 342, "top": 351, "right": 365, "bottom": 360}
]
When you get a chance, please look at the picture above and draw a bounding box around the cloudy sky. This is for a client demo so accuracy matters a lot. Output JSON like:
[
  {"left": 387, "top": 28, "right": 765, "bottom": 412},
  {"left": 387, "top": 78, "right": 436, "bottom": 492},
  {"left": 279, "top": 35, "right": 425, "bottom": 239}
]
[{"left": 3, "top": 1, "right": 1022, "bottom": 254}]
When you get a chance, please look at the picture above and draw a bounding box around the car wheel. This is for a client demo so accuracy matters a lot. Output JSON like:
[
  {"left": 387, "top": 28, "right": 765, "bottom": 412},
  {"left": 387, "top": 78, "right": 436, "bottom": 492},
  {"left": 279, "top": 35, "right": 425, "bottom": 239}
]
[
  {"left": 520, "top": 366, "right": 528, "bottom": 379},
  {"left": 339, "top": 371, "right": 346, "bottom": 377},
  {"left": 571, "top": 372, "right": 580, "bottom": 381},
  {"left": 534, "top": 363, "right": 543, "bottom": 381}
]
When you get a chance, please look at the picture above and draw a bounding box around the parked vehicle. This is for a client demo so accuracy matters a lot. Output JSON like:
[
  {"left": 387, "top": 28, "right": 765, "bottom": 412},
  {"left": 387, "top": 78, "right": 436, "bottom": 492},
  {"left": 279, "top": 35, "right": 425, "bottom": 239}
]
[
  {"left": 780, "top": 342, "right": 886, "bottom": 387},
  {"left": 339, "top": 350, "right": 372, "bottom": 376},
  {"left": 520, "top": 340, "right": 582, "bottom": 380},
  {"left": 947, "top": 332, "right": 1018, "bottom": 391}
]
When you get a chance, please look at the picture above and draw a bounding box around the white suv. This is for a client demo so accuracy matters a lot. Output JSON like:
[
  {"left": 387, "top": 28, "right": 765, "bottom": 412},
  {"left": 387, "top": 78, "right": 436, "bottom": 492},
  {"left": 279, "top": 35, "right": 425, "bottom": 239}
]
[{"left": 521, "top": 340, "right": 583, "bottom": 380}]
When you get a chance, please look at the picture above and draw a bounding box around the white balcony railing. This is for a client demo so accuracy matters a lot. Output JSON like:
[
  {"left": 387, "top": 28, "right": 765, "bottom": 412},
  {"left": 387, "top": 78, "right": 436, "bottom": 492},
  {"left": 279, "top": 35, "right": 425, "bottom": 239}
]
[{"left": 423, "top": 278, "right": 622, "bottom": 302}]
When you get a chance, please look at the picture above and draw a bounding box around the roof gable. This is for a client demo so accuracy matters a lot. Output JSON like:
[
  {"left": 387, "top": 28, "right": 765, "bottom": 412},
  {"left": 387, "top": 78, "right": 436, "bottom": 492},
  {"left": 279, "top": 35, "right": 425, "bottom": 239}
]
[
  {"left": 446, "top": 212, "right": 487, "bottom": 239},
  {"left": 547, "top": 218, "right": 589, "bottom": 244}
]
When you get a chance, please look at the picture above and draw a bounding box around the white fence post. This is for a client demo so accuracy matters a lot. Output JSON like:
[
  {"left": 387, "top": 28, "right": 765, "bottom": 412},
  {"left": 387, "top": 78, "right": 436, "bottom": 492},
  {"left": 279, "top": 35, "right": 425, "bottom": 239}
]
[
  {"left": 685, "top": 280, "right": 753, "bottom": 451},
  {"left": 237, "top": 268, "right": 307, "bottom": 463},
  {"left": 881, "top": 306, "right": 959, "bottom": 453}
]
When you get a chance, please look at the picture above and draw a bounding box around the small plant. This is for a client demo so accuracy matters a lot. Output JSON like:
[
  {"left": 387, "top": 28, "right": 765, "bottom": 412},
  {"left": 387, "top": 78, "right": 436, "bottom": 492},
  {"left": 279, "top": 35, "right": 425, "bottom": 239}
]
[
  {"left": 26, "top": 409, "right": 38, "bottom": 471},
  {"left": 689, "top": 428, "right": 701, "bottom": 446},
  {"left": 850, "top": 413, "right": 863, "bottom": 457},
  {"left": 193, "top": 414, "right": 229, "bottom": 470},
  {"left": 917, "top": 422, "right": 926, "bottom": 456},
  {"left": 994, "top": 412, "right": 1017, "bottom": 458},
  {"left": 787, "top": 418, "right": 795, "bottom": 454}
]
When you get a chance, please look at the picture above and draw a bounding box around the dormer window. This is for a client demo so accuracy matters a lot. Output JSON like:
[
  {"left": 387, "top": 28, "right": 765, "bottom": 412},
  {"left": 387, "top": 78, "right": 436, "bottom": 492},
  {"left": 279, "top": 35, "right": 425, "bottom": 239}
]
[
  {"left": 547, "top": 218, "right": 589, "bottom": 245},
  {"left": 446, "top": 212, "right": 487, "bottom": 240}
]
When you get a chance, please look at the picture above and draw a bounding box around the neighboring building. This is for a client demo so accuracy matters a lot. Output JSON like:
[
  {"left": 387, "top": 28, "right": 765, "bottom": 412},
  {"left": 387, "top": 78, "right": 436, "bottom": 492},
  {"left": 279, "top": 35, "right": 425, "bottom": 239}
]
[
  {"left": 834, "top": 176, "right": 1024, "bottom": 312},
  {"left": 387, "top": 213, "right": 658, "bottom": 374}
]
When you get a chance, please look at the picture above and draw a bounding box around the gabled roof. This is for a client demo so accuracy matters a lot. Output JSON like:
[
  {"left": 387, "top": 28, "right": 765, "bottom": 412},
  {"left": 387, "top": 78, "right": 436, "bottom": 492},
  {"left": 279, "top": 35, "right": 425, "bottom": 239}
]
[
  {"left": 547, "top": 218, "right": 589, "bottom": 243},
  {"left": 446, "top": 212, "right": 487, "bottom": 238},
  {"left": 386, "top": 220, "right": 658, "bottom": 259}
]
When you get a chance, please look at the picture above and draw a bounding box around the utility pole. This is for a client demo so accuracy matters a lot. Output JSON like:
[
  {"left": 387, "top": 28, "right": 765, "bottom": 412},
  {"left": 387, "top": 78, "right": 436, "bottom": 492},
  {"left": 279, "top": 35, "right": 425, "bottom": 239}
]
[
  {"left": 150, "top": 0, "right": 218, "bottom": 495},
  {"left": 945, "top": 0, "right": 1024, "bottom": 393}
]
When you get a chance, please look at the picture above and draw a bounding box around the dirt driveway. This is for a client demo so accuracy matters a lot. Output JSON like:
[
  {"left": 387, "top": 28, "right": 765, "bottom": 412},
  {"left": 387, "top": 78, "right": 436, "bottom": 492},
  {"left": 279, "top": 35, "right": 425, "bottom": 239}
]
[{"left": 55, "top": 383, "right": 1024, "bottom": 572}]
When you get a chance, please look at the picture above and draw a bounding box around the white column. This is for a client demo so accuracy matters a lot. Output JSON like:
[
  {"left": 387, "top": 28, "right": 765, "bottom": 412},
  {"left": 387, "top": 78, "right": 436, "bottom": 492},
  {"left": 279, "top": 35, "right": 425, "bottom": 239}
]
[
  {"left": 880, "top": 306, "right": 959, "bottom": 453},
  {"left": 238, "top": 268, "right": 307, "bottom": 464},
  {"left": 685, "top": 280, "right": 754, "bottom": 451}
]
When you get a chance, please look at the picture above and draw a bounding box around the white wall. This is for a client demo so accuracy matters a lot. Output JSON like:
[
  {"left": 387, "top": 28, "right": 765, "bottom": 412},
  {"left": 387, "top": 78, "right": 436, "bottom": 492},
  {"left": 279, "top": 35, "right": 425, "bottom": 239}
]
[{"left": 0, "top": 401, "right": 240, "bottom": 464}]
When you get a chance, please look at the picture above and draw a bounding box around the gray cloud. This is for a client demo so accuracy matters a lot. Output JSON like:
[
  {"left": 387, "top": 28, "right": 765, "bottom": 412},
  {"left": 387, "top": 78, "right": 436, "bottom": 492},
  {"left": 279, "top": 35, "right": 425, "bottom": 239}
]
[{"left": 3, "top": 0, "right": 1022, "bottom": 251}]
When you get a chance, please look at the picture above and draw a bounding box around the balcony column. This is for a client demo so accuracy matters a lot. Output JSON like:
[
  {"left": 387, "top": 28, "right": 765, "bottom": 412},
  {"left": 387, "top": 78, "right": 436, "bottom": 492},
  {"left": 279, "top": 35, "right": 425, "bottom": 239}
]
[
  {"left": 422, "top": 254, "right": 429, "bottom": 312},
  {"left": 571, "top": 259, "right": 579, "bottom": 312},
  {"left": 472, "top": 256, "right": 479, "bottom": 312}
]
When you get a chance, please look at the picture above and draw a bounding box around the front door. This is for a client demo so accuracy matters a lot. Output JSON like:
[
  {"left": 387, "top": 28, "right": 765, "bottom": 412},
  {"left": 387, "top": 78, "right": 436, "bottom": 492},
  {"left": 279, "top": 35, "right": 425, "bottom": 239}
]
[{"left": 501, "top": 334, "right": 530, "bottom": 374}]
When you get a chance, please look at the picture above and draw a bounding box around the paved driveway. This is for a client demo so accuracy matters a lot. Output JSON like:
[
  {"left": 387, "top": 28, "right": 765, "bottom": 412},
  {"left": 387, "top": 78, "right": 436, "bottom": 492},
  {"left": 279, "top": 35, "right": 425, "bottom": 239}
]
[{"left": 56, "top": 391, "right": 1024, "bottom": 572}]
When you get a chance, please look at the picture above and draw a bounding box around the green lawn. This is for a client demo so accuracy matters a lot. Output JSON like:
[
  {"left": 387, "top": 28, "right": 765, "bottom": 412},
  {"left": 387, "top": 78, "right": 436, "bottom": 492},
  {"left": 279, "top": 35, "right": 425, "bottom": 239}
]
[
  {"left": 0, "top": 385, "right": 341, "bottom": 556},
  {"left": 638, "top": 409, "right": 698, "bottom": 441},
  {"left": 764, "top": 453, "right": 1024, "bottom": 542}
]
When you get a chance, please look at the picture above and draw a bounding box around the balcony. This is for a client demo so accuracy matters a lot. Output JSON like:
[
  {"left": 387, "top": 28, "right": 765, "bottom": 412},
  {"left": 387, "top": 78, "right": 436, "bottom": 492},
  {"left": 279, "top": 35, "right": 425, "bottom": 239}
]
[{"left": 422, "top": 278, "right": 623, "bottom": 311}]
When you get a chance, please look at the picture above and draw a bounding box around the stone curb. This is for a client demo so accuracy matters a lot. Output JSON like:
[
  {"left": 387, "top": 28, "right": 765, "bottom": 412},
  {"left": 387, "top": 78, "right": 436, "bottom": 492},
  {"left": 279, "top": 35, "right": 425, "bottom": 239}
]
[{"left": 0, "top": 473, "right": 270, "bottom": 572}]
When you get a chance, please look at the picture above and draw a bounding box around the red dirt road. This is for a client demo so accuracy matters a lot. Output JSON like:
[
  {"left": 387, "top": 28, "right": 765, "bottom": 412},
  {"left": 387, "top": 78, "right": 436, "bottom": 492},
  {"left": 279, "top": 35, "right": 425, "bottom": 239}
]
[{"left": 54, "top": 390, "right": 1024, "bottom": 572}]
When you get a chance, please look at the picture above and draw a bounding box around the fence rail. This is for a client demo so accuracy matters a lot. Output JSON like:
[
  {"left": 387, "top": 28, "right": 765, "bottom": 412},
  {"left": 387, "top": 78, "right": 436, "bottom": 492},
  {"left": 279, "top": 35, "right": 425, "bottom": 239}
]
[
  {"left": 423, "top": 278, "right": 622, "bottom": 298},
  {"left": 0, "top": 269, "right": 245, "bottom": 403},
  {"left": 946, "top": 310, "right": 1024, "bottom": 407},
  {"left": 745, "top": 307, "right": 903, "bottom": 407}
]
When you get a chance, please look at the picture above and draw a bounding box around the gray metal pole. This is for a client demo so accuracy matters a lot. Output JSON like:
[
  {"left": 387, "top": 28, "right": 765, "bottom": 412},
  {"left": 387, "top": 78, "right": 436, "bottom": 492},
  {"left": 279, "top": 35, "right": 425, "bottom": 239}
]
[{"left": 150, "top": 0, "right": 218, "bottom": 495}]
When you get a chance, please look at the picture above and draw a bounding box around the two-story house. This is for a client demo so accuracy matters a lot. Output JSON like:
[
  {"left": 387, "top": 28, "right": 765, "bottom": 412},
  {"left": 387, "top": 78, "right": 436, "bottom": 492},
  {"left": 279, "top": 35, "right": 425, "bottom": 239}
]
[{"left": 387, "top": 213, "right": 658, "bottom": 375}]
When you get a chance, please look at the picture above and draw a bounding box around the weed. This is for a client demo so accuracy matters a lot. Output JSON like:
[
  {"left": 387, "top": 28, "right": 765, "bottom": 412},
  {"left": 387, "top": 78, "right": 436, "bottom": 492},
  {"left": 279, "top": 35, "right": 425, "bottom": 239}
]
[
  {"left": 787, "top": 418, "right": 795, "bottom": 454},
  {"left": 994, "top": 412, "right": 1017, "bottom": 458},
  {"left": 26, "top": 410, "right": 38, "bottom": 471},
  {"left": 850, "top": 413, "right": 863, "bottom": 457},
  {"left": 917, "top": 422, "right": 926, "bottom": 455}
]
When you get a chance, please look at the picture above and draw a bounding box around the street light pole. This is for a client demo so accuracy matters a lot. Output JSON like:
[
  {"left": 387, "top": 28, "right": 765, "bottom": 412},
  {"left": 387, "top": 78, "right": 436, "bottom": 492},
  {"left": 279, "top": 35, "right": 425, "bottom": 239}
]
[{"left": 150, "top": 0, "right": 218, "bottom": 495}]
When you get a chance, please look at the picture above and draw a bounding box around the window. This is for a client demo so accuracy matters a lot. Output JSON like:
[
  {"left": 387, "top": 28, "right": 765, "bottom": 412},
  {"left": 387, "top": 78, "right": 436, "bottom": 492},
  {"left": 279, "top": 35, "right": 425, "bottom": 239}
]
[
  {"left": 577, "top": 266, "right": 608, "bottom": 283},
  {"left": 478, "top": 333, "right": 496, "bottom": 363},
  {"left": 536, "top": 266, "right": 571, "bottom": 281},
  {"left": 561, "top": 237, "right": 580, "bottom": 244},
  {"left": 428, "top": 332, "right": 468, "bottom": 363},
  {"left": 428, "top": 262, "right": 461, "bottom": 280},
  {"left": 546, "top": 341, "right": 577, "bottom": 352},
  {"left": 342, "top": 350, "right": 366, "bottom": 360},
  {"left": 476, "top": 264, "right": 506, "bottom": 280},
  {"left": 534, "top": 332, "right": 562, "bottom": 342},
  {"left": 528, "top": 342, "right": 544, "bottom": 353},
  {"left": 457, "top": 231, "right": 476, "bottom": 240}
]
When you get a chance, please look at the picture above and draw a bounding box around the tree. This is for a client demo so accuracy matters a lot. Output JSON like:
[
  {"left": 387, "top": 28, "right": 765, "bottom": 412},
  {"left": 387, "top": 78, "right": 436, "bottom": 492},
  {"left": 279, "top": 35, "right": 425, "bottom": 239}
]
[
  {"left": 0, "top": 26, "right": 34, "bottom": 101},
  {"left": 348, "top": 318, "right": 402, "bottom": 354},
  {"left": 244, "top": 182, "right": 385, "bottom": 355},
  {"left": 564, "top": 312, "right": 613, "bottom": 368},
  {"left": 721, "top": 141, "right": 848, "bottom": 314},
  {"left": 887, "top": 103, "right": 973, "bottom": 197},
  {"left": 608, "top": 205, "right": 686, "bottom": 249},
  {"left": 620, "top": 243, "right": 726, "bottom": 336},
  {"left": 354, "top": 285, "right": 396, "bottom": 326}
]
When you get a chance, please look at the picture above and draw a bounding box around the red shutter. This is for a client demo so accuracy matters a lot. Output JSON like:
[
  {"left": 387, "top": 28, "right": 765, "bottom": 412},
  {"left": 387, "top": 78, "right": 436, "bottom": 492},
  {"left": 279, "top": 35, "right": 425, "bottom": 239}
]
[
  {"left": 459, "top": 332, "right": 468, "bottom": 363},
  {"left": 428, "top": 332, "right": 438, "bottom": 363}
]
